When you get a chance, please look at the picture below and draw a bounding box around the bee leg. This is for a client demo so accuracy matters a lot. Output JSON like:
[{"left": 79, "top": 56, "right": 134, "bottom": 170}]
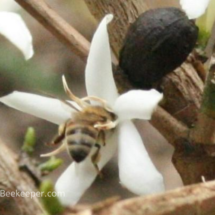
[
  {"left": 40, "top": 142, "right": 67, "bottom": 157},
  {"left": 46, "top": 123, "right": 66, "bottom": 147},
  {"left": 98, "top": 131, "right": 106, "bottom": 146},
  {"left": 91, "top": 144, "right": 103, "bottom": 178}
]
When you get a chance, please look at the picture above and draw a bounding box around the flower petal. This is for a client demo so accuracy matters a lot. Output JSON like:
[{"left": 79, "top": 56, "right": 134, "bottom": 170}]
[
  {"left": 85, "top": 14, "right": 118, "bottom": 105},
  {"left": 0, "top": 12, "right": 34, "bottom": 60},
  {"left": 0, "top": 91, "right": 75, "bottom": 124},
  {"left": 180, "top": 0, "right": 210, "bottom": 19},
  {"left": 0, "top": 0, "right": 21, "bottom": 12},
  {"left": 55, "top": 159, "right": 96, "bottom": 206},
  {"left": 55, "top": 130, "right": 118, "bottom": 206},
  {"left": 113, "top": 90, "right": 163, "bottom": 121},
  {"left": 118, "top": 121, "right": 165, "bottom": 195}
]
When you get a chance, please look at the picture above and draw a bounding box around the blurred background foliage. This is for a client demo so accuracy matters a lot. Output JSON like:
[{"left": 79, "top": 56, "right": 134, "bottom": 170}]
[{"left": 0, "top": 0, "right": 183, "bottom": 204}]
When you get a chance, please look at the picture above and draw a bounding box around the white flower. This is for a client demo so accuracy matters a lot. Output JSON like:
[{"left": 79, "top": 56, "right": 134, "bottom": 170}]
[
  {"left": 180, "top": 0, "right": 211, "bottom": 20},
  {"left": 0, "top": 14, "right": 164, "bottom": 205},
  {"left": 0, "top": 0, "right": 33, "bottom": 60}
]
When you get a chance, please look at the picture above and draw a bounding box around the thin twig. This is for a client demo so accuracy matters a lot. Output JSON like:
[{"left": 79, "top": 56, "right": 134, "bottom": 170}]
[
  {"left": 151, "top": 106, "right": 189, "bottom": 145},
  {"left": 15, "top": 0, "right": 90, "bottom": 62}
]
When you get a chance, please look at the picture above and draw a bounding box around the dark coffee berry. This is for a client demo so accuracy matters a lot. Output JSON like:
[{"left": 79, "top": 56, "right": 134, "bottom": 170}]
[{"left": 119, "top": 7, "right": 198, "bottom": 89}]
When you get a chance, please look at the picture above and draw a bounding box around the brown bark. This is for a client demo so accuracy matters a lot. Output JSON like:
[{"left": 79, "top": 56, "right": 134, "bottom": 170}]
[
  {"left": 68, "top": 181, "right": 215, "bottom": 215},
  {"left": 84, "top": 0, "right": 149, "bottom": 57},
  {"left": 190, "top": 113, "right": 215, "bottom": 145},
  {"left": 172, "top": 140, "right": 215, "bottom": 185},
  {"left": 161, "top": 59, "right": 204, "bottom": 127},
  {"left": 150, "top": 107, "right": 188, "bottom": 145},
  {"left": 0, "top": 141, "right": 44, "bottom": 215},
  {"left": 190, "top": 61, "right": 215, "bottom": 146}
]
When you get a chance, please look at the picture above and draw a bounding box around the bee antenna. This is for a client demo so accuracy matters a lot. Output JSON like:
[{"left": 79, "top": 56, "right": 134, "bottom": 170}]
[
  {"left": 61, "top": 100, "right": 81, "bottom": 112},
  {"left": 62, "top": 75, "right": 87, "bottom": 108}
]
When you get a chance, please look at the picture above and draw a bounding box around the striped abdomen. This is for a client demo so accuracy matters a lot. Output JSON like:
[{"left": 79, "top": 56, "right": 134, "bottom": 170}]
[{"left": 65, "top": 123, "right": 98, "bottom": 162}]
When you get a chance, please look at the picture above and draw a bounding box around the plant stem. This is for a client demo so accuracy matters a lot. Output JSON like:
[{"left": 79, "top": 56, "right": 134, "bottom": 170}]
[{"left": 15, "top": 0, "right": 90, "bottom": 62}]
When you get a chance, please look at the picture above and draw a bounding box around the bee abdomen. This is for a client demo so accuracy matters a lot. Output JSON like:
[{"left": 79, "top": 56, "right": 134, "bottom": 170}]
[
  {"left": 66, "top": 124, "right": 97, "bottom": 139},
  {"left": 66, "top": 133, "right": 96, "bottom": 163}
]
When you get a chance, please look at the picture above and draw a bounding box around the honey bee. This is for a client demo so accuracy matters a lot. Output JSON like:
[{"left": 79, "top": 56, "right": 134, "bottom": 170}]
[{"left": 41, "top": 76, "right": 117, "bottom": 173}]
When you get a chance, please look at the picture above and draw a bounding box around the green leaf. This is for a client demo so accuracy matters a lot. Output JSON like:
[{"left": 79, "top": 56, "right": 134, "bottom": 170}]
[
  {"left": 22, "top": 127, "right": 36, "bottom": 155},
  {"left": 39, "top": 156, "right": 63, "bottom": 173},
  {"left": 40, "top": 180, "right": 64, "bottom": 215},
  {"left": 197, "top": 29, "right": 210, "bottom": 48}
]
